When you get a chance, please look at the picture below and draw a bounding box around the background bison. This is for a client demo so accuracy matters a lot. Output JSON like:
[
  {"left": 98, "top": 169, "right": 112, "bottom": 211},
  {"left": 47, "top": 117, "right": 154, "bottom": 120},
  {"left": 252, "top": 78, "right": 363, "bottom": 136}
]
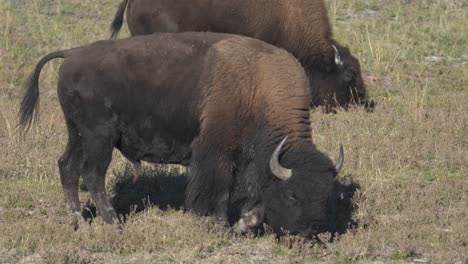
[
  {"left": 19, "top": 32, "right": 343, "bottom": 238},
  {"left": 111, "top": 0, "right": 374, "bottom": 111}
]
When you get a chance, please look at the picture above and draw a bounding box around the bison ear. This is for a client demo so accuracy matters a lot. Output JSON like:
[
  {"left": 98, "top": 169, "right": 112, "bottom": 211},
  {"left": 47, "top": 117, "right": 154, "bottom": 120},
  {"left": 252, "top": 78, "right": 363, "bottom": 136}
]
[
  {"left": 332, "top": 45, "right": 344, "bottom": 66},
  {"left": 270, "top": 136, "right": 292, "bottom": 180},
  {"left": 237, "top": 204, "right": 265, "bottom": 234}
]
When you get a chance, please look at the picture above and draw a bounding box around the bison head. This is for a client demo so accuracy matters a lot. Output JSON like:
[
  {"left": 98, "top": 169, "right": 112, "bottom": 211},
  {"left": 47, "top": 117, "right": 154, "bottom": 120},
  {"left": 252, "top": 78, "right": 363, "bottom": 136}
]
[
  {"left": 308, "top": 44, "right": 374, "bottom": 112},
  {"left": 238, "top": 137, "right": 343, "bottom": 238}
]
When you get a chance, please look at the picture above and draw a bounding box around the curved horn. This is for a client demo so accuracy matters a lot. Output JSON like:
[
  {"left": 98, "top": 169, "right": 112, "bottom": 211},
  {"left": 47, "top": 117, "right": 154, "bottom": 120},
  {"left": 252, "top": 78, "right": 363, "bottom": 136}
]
[
  {"left": 332, "top": 45, "right": 343, "bottom": 66},
  {"left": 270, "top": 136, "right": 292, "bottom": 180},
  {"left": 335, "top": 144, "right": 344, "bottom": 173}
]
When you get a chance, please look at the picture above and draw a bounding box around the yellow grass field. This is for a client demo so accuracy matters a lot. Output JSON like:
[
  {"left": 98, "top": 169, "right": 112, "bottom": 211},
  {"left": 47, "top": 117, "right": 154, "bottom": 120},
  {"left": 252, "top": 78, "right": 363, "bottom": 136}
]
[{"left": 0, "top": 0, "right": 466, "bottom": 263}]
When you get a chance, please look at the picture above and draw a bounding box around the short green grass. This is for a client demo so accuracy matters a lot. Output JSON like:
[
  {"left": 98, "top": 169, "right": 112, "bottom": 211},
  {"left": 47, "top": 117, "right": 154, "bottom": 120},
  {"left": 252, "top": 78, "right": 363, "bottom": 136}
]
[{"left": 0, "top": 0, "right": 466, "bottom": 263}]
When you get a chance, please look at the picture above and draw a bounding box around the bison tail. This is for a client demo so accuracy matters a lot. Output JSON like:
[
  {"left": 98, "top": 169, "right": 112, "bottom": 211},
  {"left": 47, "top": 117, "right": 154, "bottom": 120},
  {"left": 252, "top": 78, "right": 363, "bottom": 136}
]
[
  {"left": 17, "top": 50, "right": 66, "bottom": 133},
  {"left": 110, "top": 0, "right": 129, "bottom": 39}
]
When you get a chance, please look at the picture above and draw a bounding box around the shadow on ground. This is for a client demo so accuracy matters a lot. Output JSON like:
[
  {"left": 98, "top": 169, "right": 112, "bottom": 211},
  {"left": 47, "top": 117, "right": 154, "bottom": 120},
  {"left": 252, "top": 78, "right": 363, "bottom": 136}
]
[
  {"left": 83, "top": 164, "right": 359, "bottom": 236},
  {"left": 81, "top": 165, "right": 186, "bottom": 222},
  {"left": 111, "top": 165, "right": 186, "bottom": 218}
]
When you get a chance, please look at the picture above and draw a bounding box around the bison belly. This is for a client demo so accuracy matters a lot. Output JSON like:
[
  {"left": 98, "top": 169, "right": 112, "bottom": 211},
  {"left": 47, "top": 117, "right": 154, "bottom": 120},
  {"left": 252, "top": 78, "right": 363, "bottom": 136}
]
[{"left": 116, "top": 125, "right": 193, "bottom": 165}]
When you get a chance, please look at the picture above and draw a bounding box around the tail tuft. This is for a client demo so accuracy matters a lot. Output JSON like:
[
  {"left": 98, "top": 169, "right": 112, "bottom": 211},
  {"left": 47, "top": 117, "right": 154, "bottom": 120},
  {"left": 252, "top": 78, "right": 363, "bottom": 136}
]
[
  {"left": 17, "top": 73, "right": 40, "bottom": 133},
  {"left": 110, "top": 0, "right": 129, "bottom": 39}
]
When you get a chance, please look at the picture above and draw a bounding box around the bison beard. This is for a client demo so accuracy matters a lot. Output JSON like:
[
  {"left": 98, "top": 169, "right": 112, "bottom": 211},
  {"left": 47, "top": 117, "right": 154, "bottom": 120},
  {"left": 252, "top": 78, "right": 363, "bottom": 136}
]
[
  {"left": 110, "top": 0, "right": 374, "bottom": 111},
  {"left": 18, "top": 32, "right": 344, "bottom": 238}
]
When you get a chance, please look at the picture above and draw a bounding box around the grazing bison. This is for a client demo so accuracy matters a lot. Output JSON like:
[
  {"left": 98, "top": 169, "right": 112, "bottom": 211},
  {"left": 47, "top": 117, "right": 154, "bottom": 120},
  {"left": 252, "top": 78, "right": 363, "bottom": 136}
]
[
  {"left": 110, "top": 0, "right": 374, "bottom": 111},
  {"left": 19, "top": 32, "right": 344, "bottom": 237}
]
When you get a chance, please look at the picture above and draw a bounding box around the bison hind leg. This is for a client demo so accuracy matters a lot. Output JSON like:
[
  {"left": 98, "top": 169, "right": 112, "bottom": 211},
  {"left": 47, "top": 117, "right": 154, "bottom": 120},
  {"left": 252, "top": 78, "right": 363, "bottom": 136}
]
[
  {"left": 58, "top": 119, "right": 86, "bottom": 229},
  {"left": 79, "top": 129, "right": 119, "bottom": 225}
]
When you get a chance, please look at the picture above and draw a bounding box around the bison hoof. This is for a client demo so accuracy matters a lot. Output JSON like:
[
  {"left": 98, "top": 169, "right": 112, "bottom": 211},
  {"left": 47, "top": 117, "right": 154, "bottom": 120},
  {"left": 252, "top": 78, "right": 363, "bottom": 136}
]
[
  {"left": 115, "top": 223, "right": 124, "bottom": 235},
  {"left": 70, "top": 212, "right": 87, "bottom": 231}
]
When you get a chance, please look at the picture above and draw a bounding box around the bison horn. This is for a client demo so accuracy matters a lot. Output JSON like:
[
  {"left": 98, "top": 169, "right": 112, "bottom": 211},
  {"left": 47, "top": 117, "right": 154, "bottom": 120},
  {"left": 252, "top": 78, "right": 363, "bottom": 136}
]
[
  {"left": 270, "top": 136, "right": 292, "bottom": 180},
  {"left": 332, "top": 45, "right": 343, "bottom": 66},
  {"left": 335, "top": 144, "right": 344, "bottom": 173}
]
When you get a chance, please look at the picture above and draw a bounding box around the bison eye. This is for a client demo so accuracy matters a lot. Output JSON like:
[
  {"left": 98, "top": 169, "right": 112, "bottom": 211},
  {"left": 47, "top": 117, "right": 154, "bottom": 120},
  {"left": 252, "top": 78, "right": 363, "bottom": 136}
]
[{"left": 288, "top": 192, "right": 298, "bottom": 202}]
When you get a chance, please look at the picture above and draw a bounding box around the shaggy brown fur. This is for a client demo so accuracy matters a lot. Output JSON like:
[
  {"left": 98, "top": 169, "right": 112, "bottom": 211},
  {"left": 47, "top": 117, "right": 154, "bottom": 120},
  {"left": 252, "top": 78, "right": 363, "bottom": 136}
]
[
  {"left": 19, "top": 32, "right": 342, "bottom": 237},
  {"left": 110, "top": 0, "right": 374, "bottom": 110}
]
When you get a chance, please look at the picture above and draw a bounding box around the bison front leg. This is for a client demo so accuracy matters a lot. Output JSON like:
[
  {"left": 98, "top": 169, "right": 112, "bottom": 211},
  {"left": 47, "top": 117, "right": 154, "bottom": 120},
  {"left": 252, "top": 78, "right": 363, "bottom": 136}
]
[{"left": 186, "top": 144, "right": 234, "bottom": 224}]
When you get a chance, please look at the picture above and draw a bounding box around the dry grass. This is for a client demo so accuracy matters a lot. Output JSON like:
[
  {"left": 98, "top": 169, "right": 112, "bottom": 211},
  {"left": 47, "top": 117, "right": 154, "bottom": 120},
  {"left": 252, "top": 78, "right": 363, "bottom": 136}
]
[{"left": 0, "top": 0, "right": 466, "bottom": 263}]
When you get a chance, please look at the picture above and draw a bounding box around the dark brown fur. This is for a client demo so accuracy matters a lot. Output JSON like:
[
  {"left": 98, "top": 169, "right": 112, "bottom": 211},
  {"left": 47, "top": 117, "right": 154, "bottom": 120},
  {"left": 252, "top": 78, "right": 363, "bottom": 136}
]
[
  {"left": 110, "top": 0, "right": 374, "bottom": 110},
  {"left": 19, "top": 32, "right": 340, "bottom": 237}
]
